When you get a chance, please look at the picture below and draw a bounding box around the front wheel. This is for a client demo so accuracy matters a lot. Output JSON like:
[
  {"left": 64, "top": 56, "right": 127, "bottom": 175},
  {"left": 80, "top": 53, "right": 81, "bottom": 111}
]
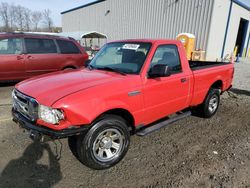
[
  {"left": 196, "top": 88, "right": 220, "bottom": 118},
  {"left": 76, "top": 115, "right": 130, "bottom": 170}
]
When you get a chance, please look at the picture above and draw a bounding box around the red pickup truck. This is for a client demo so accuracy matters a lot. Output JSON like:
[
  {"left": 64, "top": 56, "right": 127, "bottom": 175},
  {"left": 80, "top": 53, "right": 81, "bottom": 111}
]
[{"left": 12, "top": 39, "right": 234, "bottom": 169}]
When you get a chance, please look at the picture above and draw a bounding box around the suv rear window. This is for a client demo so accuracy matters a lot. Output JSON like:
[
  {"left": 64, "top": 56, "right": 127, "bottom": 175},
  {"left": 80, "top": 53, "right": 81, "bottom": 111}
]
[
  {"left": 25, "top": 38, "right": 57, "bottom": 54},
  {"left": 0, "top": 38, "right": 22, "bottom": 54},
  {"left": 57, "top": 39, "right": 80, "bottom": 54}
]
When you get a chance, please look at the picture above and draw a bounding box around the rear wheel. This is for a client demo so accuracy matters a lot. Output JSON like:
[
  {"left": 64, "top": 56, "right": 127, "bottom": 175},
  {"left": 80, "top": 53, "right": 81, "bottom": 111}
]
[
  {"left": 195, "top": 88, "right": 220, "bottom": 118},
  {"left": 75, "top": 115, "right": 130, "bottom": 170}
]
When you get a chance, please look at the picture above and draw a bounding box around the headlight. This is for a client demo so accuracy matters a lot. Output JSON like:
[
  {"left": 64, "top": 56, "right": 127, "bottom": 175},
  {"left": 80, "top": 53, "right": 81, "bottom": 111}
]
[{"left": 38, "top": 105, "right": 64, "bottom": 125}]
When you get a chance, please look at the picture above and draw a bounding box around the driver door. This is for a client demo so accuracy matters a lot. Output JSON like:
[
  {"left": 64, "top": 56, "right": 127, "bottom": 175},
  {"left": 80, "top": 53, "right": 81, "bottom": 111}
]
[{"left": 142, "top": 44, "right": 190, "bottom": 124}]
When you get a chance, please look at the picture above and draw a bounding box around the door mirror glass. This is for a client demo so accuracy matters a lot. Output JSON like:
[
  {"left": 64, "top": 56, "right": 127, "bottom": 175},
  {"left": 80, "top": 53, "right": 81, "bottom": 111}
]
[{"left": 148, "top": 64, "right": 171, "bottom": 78}]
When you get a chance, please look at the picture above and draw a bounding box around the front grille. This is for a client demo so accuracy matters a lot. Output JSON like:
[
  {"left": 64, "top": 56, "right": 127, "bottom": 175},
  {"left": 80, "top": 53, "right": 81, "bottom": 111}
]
[{"left": 12, "top": 89, "right": 38, "bottom": 122}]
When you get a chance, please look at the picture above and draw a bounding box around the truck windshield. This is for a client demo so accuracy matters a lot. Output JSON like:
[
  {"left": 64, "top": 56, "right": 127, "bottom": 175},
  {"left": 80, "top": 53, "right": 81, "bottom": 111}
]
[{"left": 89, "top": 42, "right": 151, "bottom": 74}]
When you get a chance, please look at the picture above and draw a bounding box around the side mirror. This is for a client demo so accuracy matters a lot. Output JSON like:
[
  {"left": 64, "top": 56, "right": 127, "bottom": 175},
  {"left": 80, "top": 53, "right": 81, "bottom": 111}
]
[
  {"left": 148, "top": 64, "right": 171, "bottom": 78},
  {"left": 84, "top": 59, "right": 91, "bottom": 67}
]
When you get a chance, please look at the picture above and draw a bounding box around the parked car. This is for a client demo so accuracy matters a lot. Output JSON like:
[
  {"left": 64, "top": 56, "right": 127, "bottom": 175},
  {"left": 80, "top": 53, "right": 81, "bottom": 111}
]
[
  {"left": 0, "top": 32, "right": 88, "bottom": 82},
  {"left": 12, "top": 39, "right": 234, "bottom": 169}
]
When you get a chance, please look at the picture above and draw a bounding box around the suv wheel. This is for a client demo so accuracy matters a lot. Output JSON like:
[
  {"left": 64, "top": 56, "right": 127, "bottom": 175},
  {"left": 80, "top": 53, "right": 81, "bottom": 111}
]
[{"left": 75, "top": 115, "right": 130, "bottom": 170}]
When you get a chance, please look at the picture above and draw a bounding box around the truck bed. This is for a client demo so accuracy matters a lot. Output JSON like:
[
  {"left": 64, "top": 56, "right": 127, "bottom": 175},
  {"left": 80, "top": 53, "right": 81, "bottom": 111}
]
[{"left": 189, "top": 61, "right": 231, "bottom": 71}]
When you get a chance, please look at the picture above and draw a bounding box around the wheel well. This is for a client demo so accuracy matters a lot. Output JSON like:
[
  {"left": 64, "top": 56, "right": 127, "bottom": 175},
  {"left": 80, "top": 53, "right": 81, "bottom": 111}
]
[
  {"left": 211, "top": 80, "right": 223, "bottom": 90},
  {"left": 62, "top": 66, "right": 76, "bottom": 70},
  {"left": 98, "top": 108, "right": 135, "bottom": 131}
]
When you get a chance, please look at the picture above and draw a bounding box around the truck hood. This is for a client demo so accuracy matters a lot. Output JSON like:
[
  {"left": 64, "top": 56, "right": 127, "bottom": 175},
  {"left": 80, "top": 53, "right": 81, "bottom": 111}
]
[{"left": 16, "top": 69, "right": 122, "bottom": 106}]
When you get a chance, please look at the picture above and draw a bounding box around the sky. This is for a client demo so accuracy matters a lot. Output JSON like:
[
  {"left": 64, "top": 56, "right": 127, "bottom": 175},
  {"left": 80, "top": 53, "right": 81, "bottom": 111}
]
[
  {"left": 0, "top": 0, "right": 250, "bottom": 27},
  {"left": 0, "top": 0, "right": 95, "bottom": 27},
  {"left": 238, "top": 0, "right": 250, "bottom": 7}
]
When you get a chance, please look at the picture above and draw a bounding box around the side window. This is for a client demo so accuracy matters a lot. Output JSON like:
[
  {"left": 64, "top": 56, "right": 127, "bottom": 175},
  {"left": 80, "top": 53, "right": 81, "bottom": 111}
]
[
  {"left": 56, "top": 40, "right": 80, "bottom": 54},
  {"left": 0, "top": 38, "right": 22, "bottom": 55},
  {"left": 150, "top": 45, "right": 182, "bottom": 73},
  {"left": 25, "top": 38, "right": 57, "bottom": 54}
]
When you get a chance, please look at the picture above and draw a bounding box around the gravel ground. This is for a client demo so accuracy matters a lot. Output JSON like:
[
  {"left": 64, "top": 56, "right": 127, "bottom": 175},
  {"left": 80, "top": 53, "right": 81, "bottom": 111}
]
[
  {"left": 233, "top": 59, "right": 250, "bottom": 91},
  {"left": 0, "top": 60, "right": 249, "bottom": 188}
]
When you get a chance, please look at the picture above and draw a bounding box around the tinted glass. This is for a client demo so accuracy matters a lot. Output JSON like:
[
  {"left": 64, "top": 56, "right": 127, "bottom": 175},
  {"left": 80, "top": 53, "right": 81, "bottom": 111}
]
[
  {"left": 25, "top": 38, "right": 57, "bottom": 54},
  {"left": 90, "top": 42, "right": 152, "bottom": 74},
  {"left": 150, "top": 45, "right": 182, "bottom": 73},
  {"left": 0, "top": 38, "right": 22, "bottom": 55},
  {"left": 57, "top": 40, "right": 80, "bottom": 54}
]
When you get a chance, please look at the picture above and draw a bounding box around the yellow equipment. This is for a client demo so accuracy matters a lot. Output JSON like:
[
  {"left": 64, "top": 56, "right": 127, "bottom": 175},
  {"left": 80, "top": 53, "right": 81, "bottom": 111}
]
[
  {"left": 177, "top": 33, "right": 195, "bottom": 60},
  {"left": 192, "top": 50, "right": 206, "bottom": 61},
  {"left": 233, "top": 46, "right": 238, "bottom": 57}
]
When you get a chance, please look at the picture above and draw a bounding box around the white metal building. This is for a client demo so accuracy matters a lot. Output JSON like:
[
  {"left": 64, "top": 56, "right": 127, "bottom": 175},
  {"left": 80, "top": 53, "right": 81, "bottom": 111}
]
[{"left": 61, "top": 0, "right": 250, "bottom": 60}]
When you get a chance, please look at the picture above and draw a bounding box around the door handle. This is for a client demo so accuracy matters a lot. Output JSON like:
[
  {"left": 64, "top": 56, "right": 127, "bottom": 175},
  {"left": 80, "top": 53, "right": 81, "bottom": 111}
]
[
  {"left": 17, "top": 56, "right": 24, "bottom": 60},
  {"left": 181, "top": 78, "right": 187, "bottom": 83},
  {"left": 27, "top": 55, "right": 35, "bottom": 59}
]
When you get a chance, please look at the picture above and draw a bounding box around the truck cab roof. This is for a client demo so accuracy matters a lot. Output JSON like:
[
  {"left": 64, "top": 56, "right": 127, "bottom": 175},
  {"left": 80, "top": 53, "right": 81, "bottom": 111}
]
[{"left": 110, "top": 39, "right": 183, "bottom": 45}]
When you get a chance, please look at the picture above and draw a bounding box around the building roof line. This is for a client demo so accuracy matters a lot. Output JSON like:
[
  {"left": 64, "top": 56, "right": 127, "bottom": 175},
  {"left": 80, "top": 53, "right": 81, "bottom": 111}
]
[
  {"left": 232, "top": 0, "right": 250, "bottom": 11},
  {"left": 61, "top": 0, "right": 250, "bottom": 15},
  {"left": 61, "top": 0, "right": 106, "bottom": 14}
]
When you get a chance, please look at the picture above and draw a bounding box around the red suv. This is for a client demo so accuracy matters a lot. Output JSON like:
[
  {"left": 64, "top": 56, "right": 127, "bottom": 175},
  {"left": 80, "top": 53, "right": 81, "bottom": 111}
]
[{"left": 0, "top": 32, "right": 88, "bottom": 82}]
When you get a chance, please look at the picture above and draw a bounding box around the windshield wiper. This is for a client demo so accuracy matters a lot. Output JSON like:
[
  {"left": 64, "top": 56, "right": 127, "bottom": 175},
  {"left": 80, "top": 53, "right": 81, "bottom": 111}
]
[{"left": 97, "top": 66, "right": 127, "bottom": 75}]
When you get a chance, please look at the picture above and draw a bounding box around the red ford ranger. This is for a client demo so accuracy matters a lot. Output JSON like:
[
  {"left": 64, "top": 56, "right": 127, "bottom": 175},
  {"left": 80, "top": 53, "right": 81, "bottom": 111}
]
[
  {"left": 0, "top": 32, "right": 88, "bottom": 82},
  {"left": 12, "top": 39, "right": 234, "bottom": 169}
]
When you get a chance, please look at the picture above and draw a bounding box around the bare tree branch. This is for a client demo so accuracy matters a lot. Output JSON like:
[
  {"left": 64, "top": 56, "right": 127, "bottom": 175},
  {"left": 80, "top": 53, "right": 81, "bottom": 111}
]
[
  {"left": 31, "top": 11, "right": 42, "bottom": 31},
  {"left": 0, "top": 2, "right": 10, "bottom": 31},
  {"left": 9, "top": 4, "right": 17, "bottom": 31},
  {"left": 0, "top": 2, "right": 56, "bottom": 32},
  {"left": 15, "top": 5, "right": 26, "bottom": 30},
  {"left": 23, "top": 8, "right": 31, "bottom": 31},
  {"left": 43, "top": 9, "right": 53, "bottom": 32}
]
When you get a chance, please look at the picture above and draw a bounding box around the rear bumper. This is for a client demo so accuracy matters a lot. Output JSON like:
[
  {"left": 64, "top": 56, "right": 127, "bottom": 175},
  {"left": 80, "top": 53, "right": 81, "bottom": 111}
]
[{"left": 12, "top": 108, "right": 89, "bottom": 139}]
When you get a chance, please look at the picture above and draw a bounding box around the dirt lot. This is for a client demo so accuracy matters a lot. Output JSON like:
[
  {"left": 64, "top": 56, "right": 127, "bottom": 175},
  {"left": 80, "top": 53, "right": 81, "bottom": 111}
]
[{"left": 0, "top": 62, "right": 250, "bottom": 188}]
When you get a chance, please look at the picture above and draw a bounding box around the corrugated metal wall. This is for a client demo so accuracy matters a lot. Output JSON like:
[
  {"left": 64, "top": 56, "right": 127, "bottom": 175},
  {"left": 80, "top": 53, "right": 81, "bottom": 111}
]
[{"left": 62, "top": 0, "right": 214, "bottom": 49}]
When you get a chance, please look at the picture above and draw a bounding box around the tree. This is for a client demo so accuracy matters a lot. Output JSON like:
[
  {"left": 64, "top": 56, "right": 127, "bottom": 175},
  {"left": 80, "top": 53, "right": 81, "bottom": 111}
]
[
  {"left": 0, "top": 2, "right": 10, "bottom": 31},
  {"left": 9, "top": 4, "right": 18, "bottom": 31},
  {"left": 43, "top": 9, "right": 53, "bottom": 32},
  {"left": 31, "top": 11, "right": 42, "bottom": 31},
  {"left": 15, "top": 5, "right": 25, "bottom": 30},
  {"left": 0, "top": 2, "right": 55, "bottom": 32},
  {"left": 23, "top": 8, "right": 31, "bottom": 31}
]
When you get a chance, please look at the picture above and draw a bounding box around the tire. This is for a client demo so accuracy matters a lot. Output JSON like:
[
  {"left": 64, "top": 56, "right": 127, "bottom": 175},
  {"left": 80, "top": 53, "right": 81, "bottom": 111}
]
[
  {"left": 76, "top": 115, "right": 130, "bottom": 170},
  {"left": 197, "top": 88, "right": 220, "bottom": 118}
]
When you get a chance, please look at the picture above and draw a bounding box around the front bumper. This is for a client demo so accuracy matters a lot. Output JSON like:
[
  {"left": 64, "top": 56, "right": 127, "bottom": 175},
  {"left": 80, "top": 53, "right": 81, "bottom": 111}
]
[{"left": 12, "top": 108, "right": 89, "bottom": 139}]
